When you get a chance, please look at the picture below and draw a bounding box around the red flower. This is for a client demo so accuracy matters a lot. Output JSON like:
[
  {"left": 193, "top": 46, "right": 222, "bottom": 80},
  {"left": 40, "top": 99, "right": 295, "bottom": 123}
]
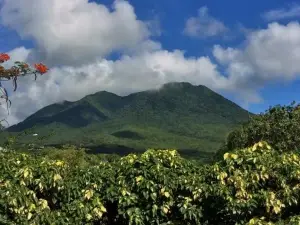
[
  {"left": 0, "top": 53, "right": 10, "bottom": 63},
  {"left": 34, "top": 63, "right": 48, "bottom": 74}
]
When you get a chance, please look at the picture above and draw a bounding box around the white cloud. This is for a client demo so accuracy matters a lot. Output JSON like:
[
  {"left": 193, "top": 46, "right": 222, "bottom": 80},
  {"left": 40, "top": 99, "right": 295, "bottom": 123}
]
[
  {"left": 213, "top": 45, "right": 241, "bottom": 65},
  {"left": 1, "top": 47, "right": 31, "bottom": 69},
  {"left": 262, "top": 3, "right": 300, "bottom": 21},
  {"left": 213, "top": 22, "right": 300, "bottom": 104},
  {"left": 145, "top": 15, "right": 162, "bottom": 37},
  {"left": 183, "top": 6, "right": 228, "bottom": 38},
  {"left": 0, "top": 0, "right": 158, "bottom": 67}
]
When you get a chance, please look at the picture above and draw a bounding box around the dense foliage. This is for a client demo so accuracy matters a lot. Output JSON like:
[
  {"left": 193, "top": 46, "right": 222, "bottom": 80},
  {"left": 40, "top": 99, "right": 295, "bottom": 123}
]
[
  {"left": 2, "top": 141, "right": 300, "bottom": 224},
  {"left": 214, "top": 102, "right": 300, "bottom": 161}
]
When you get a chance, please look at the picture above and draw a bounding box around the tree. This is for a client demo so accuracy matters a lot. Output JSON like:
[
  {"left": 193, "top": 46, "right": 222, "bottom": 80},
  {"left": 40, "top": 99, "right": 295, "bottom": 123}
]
[
  {"left": 213, "top": 101, "right": 300, "bottom": 161},
  {"left": 0, "top": 53, "right": 48, "bottom": 128}
]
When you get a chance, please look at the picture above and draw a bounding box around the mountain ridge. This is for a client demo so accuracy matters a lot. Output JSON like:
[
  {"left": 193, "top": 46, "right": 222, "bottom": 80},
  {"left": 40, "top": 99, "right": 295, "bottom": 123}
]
[{"left": 3, "top": 82, "right": 253, "bottom": 160}]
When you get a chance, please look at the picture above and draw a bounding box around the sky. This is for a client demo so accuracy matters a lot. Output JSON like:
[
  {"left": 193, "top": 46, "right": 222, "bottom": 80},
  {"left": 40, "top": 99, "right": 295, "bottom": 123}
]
[{"left": 0, "top": 0, "right": 300, "bottom": 126}]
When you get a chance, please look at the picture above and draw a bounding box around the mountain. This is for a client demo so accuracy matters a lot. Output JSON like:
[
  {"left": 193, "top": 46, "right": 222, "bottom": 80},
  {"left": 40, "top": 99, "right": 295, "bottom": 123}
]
[{"left": 1, "top": 82, "right": 253, "bottom": 161}]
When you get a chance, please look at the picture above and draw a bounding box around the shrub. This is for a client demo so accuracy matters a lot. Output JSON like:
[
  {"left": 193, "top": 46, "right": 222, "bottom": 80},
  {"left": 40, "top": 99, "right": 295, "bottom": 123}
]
[
  {"left": 214, "top": 102, "right": 300, "bottom": 161},
  {"left": 2, "top": 142, "right": 300, "bottom": 224}
]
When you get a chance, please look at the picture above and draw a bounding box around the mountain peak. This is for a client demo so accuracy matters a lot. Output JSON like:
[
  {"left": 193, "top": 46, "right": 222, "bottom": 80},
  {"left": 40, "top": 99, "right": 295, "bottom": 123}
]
[
  {"left": 162, "top": 82, "right": 192, "bottom": 87},
  {"left": 3, "top": 82, "right": 252, "bottom": 159},
  {"left": 159, "top": 82, "right": 209, "bottom": 91}
]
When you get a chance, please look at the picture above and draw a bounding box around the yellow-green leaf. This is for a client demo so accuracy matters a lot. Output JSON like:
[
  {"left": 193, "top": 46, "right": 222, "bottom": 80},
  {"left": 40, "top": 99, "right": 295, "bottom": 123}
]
[
  {"left": 24, "top": 169, "right": 29, "bottom": 178},
  {"left": 53, "top": 174, "right": 62, "bottom": 182},
  {"left": 84, "top": 189, "right": 94, "bottom": 200},
  {"left": 231, "top": 154, "right": 238, "bottom": 160},
  {"left": 86, "top": 214, "right": 92, "bottom": 221},
  {"left": 162, "top": 206, "right": 168, "bottom": 214},
  {"left": 100, "top": 205, "right": 107, "bottom": 212},
  {"left": 223, "top": 153, "right": 230, "bottom": 160},
  {"left": 27, "top": 212, "right": 33, "bottom": 220},
  {"left": 39, "top": 199, "right": 48, "bottom": 210},
  {"left": 164, "top": 192, "right": 170, "bottom": 198}
]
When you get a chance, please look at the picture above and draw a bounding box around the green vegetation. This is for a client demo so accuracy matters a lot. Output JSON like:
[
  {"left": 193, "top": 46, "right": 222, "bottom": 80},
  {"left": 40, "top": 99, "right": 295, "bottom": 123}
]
[
  {"left": 1, "top": 86, "right": 300, "bottom": 224},
  {"left": 2, "top": 141, "right": 300, "bottom": 224},
  {"left": 214, "top": 101, "right": 300, "bottom": 161},
  {"left": 0, "top": 82, "right": 252, "bottom": 161}
]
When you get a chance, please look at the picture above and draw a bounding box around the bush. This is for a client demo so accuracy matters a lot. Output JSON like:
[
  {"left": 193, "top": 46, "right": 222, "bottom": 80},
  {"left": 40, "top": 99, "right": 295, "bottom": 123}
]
[
  {"left": 34, "top": 145, "right": 121, "bottom": 168},
  {"left": 214, "top": 102, "right": 300, "bottom": 161},
  {"left": 0, "top": 147, "right": 205, "bottom": 224},
  {"left": 2, "top": 141, "right": 300, "bottom": 224},
  {"left": 206, "top": 141, "right": 300, "bottom": 224}
]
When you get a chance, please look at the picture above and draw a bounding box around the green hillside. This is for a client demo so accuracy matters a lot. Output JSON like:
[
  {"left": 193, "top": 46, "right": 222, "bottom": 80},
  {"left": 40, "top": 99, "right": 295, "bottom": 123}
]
[{"left": 1, "top": 82, "right": 253, "bottom": 161}]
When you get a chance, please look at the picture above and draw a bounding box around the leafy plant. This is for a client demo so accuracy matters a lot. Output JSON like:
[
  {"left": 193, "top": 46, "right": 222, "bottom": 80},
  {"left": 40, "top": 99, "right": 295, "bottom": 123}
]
[
  {"left": 2, "top": 140, "right": 300, "bottom": 224},
  {"left": 214, "top": 101, "right": 300, "bottom": 161}
]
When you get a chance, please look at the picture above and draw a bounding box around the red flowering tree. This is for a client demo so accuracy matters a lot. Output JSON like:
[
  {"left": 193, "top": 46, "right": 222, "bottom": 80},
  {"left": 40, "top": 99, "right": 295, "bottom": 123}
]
[{"left": 0, "top": 53, "right": 48, "bottom": 128}]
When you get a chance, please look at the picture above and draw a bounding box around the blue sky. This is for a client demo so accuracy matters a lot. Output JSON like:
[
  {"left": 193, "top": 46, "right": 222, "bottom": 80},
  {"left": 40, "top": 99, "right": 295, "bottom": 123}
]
[
  {"left": 118, "top": 0, "right": 300, "bottom": 113},
  {"left": 0, "top": 0, "right": 300, "bottom": 124}
]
